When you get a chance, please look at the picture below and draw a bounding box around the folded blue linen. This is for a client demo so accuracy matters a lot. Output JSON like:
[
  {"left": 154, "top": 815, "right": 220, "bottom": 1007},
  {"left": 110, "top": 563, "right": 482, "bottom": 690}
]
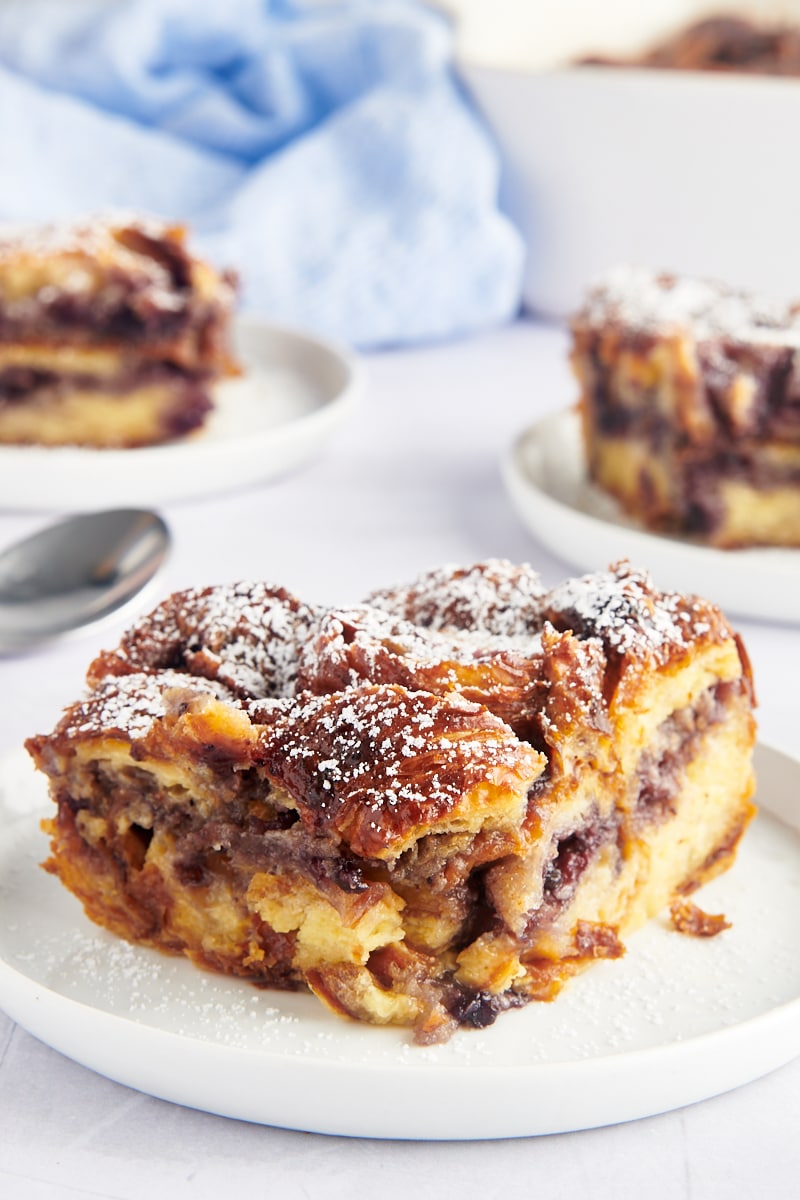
[{"left": 0, "top": 0, "right": 524, "bottom": 347}]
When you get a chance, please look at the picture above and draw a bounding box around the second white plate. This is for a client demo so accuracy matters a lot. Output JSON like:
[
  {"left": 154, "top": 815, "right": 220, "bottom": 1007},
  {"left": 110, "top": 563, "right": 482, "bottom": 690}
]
[
  {"left": 0, "top": 318, "right": 363, "bottom": 512},
  {"left": 503, "top": 410, "right": 800, "bottom": 625},
  {"left": 0, "top": 743, "right": 799, "bottom": 1140}
]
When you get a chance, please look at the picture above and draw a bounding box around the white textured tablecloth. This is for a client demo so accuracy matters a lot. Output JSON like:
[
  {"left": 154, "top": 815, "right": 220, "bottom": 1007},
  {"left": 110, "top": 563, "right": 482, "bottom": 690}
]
[{"left": 0, "top": 319, "right": 797, "bottom": 1199}]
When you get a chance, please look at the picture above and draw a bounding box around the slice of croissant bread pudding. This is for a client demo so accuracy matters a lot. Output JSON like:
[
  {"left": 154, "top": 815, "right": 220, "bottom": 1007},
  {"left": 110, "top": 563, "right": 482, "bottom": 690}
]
[
  {"left": 571, "top": 267, "right": 800, "bottom": 547},
  {"left": 26, "top": 561, "right": 757, "bottom": 1043},
  {"left": 0, "top": 214, "right": 238, "bottom": 447}
]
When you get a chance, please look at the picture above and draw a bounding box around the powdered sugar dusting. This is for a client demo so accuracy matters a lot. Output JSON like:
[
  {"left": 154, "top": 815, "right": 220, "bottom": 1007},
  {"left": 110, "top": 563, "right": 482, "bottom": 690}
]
[
  {"left": 367, "top": 558, "right": 546, "bottom": 637},
  {"left": 0, "top": 210, "right": 172, "bottom": 261},
  {"left": 84, "top": 562, "right": 726, "bottom": 741},
  {"left": 578, "top": 265, "right": 800, "bottom": 349},
  {"left": 67, "top": 671, "right": 238, "bottom": 741},
  {"left": 542, "top": 561, "right": 723, "bottom": 659},
  {"left": 360, "top": 559, "right": 719, "bottom": 667},
  {"left": 0, "top": 240, "right": 174, "bottom": 314},
  {"left": 0, "top": 212, "right": 223, "bottom": 315},
  {"left": 104, "top": 581, "right": 320, "bottom": 700}
]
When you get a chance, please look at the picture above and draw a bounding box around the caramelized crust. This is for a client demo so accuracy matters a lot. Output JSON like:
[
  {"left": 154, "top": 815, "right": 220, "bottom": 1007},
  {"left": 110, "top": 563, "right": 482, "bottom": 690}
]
[
  {"left": 28, "top": 559, "right": 757, "bottom": 1042},
  {"left": 88, "top": 581, "right": 320, "bottom": 700},
  {"left": 253, "top": 685, "right": 544, "bottom": 860},
  {"left": 669, "top": 898, "right": 731, "bottom": 938},
  {"left": 295, "top": 604, "right": 550, "bottom": 745}
]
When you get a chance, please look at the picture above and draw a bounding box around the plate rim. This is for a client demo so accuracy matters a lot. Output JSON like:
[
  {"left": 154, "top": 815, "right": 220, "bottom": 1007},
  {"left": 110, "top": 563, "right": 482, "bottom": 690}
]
[
  {"left": 0, "top": 316, "right": 365, "bottom": 512},
  {"left": 0, "top": 741, "right": 798, "bottom": 1139},
  {"left": 502, "top": 409, "right": 800, "bottom": 623}
]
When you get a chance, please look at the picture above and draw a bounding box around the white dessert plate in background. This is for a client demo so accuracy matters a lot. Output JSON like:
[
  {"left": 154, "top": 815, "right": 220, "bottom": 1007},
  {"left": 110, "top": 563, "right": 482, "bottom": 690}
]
[
  {"left": 0, "top": 318, "right": 363, "bottom": 512},
  {"left": 503, "top": 410, "right": 800, "bottom": 626},
  {"left": 0, "top": 742, "right": 798, "bottom": 1140}
]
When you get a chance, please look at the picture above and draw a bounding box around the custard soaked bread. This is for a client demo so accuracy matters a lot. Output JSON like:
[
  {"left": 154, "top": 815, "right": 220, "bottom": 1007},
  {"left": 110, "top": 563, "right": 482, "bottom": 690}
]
[
  {"left": 27, "top": 561, "right": 757, "bottom": 1042},
  {"left": 572, "top": 267, "right": 800, "bottom": 547},
  {"left": 0, "top": 215, "right": 238, "bottom": 447}
]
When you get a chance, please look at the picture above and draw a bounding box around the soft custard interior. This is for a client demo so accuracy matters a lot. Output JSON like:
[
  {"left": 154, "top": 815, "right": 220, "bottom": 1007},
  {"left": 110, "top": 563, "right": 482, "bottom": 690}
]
[{"left": 0, "top": 379, "right": 212, "bottom": 447}]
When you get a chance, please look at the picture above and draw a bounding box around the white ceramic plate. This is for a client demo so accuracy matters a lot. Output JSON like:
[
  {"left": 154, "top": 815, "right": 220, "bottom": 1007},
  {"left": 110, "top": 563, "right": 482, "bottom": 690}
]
[
  {"left": 0, "top": 319, "right": 363, "bottom": 512},
  {"left": 0, "top": 743, "right": 799, "bottom": 1140},
  {"left": 503, "top": 410, "right": 800, "bottom": 625}
]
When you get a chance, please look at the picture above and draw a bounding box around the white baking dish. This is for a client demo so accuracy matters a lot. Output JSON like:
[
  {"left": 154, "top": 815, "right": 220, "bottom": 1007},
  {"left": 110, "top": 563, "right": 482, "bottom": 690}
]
[{"left": 447, "top": 0, "right": 800, "bottom": 317}]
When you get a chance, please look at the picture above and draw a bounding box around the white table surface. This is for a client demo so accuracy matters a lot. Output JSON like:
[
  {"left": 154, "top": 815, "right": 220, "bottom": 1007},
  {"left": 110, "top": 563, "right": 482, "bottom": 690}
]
[{"left": 0, "top": 318, "right": 797, "bottom": 1199}]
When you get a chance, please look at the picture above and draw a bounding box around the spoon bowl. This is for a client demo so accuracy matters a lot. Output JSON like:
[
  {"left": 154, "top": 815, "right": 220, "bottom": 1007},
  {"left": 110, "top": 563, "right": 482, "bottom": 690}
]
[{"left": 0, "top": 509, "right": 170, "bottom": 654}]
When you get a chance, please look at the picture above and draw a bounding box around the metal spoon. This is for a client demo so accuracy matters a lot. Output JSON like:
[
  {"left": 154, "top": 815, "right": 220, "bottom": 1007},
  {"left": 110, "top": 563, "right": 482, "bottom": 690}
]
[{"left": 0, "top": 509, "right": 170, "bottom": 655}]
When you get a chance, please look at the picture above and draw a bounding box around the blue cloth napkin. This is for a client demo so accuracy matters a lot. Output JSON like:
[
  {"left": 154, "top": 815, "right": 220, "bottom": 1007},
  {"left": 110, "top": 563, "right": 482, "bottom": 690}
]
[{"left": 0, "top": 0, "right": 524, "bottom": 348}]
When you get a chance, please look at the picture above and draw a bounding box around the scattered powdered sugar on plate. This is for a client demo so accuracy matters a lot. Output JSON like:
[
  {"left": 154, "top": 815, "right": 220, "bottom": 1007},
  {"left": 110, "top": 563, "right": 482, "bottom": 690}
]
[{"left": 0, "top": 746, "right": 50, "bottom": 815}]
